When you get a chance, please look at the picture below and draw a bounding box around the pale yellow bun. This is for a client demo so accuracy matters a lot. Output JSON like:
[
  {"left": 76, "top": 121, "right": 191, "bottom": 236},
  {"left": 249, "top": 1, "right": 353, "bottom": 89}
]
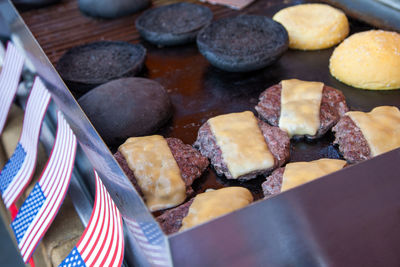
[
  {"left": 273, "top": 3, "right": 349, "bottom": 50},
  {"left": 330, "top": 30, "right": 400, "bottom": 90}
]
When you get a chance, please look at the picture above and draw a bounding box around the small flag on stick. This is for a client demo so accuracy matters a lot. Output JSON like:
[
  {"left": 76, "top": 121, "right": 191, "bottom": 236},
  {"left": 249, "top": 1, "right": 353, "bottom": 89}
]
[
  {"left": 0, "top": 77, "right": 50, "bottom": 208},
  {"left": 59, "top": 170, "right": 124, "bottom": 267},
  {"left": 11, "top": 111, "right": 77, "bottom": 263}
]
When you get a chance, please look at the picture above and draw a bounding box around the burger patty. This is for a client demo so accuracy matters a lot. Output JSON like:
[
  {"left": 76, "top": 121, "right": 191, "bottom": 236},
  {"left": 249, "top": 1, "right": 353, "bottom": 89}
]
[
  {"left": 262, "top": 162, "right": 349, "bottom": 197},
  {"left": 194, "top": 119, "right": 290, "bottom": 180},
  {"left": 114, "top": 137, "right": 209, "bottom": 197},
  {"left": 156, "top": 199, "right": 193, "bottom": 235},
  {"left": 332, "top": 115, "right": 371, "bottom": 163},
  {"left": 261, "top": 167, "right": 284, "bottom": 197},
  {"left": 255, "top": 84, "right": 348, "bottom": 139}
]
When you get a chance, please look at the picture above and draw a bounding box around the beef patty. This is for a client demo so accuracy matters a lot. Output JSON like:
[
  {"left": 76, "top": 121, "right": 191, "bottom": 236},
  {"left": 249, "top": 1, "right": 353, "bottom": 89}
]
[
  {"left": 194, "top": 119, "right": 290, "bottom": 180},
  {"left": 332, "top": 115, "right": 371, "bottom": 163},
  {"left": 261, "top": 167, "right": 285, "bottom": 197},
  {"left": 255, "top": 83, "right": 348, "bottom": 139},
  {"left": 114, "top": 137, "right": 209, "bottom": 198},
  {"left": 262, "top": 161, "right": 349, "bottom": 197},
  {"left": 156, "top": 199, "right": 194, "bottom": 235}
]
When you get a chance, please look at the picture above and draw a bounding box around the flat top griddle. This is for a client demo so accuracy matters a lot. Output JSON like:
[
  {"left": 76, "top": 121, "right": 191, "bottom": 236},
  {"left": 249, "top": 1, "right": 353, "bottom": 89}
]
[{"left": 19, "top": 0, "right": 400, "bottom": 202}]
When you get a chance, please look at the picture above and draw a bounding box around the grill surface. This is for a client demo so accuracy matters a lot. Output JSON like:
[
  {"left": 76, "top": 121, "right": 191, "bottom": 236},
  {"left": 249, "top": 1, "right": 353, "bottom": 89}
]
[{"left": 19, "top": 0, "right": 400, "bottom": 202}]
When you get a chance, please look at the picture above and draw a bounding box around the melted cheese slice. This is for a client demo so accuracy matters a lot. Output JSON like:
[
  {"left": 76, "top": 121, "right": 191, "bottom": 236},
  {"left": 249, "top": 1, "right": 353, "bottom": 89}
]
[
  {"left": 281, "top": 159, "right": 346, "bottom": 192},
  {"left": 279, "top": 79, "right": 324, "bottom": 137},
  {"left": 180, "top": 187, "right": 253, "bottom": 231},
  {"left": 347, "top": 106, "right": 400, "bottom": 157},
  {"left": 118, "top": 135, "right": 186, "bottom": 211},
  {"left": 208, "top": 111, "right": 274, "bottom": 179}
]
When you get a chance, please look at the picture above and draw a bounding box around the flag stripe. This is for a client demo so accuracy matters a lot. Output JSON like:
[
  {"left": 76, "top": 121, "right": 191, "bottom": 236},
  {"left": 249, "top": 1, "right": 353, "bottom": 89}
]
[
  {"left": 38, "top": 122, "right": 69, "bottom": 194},
  {"left": 103, "top": 193, "right": 122, "bottom": 267},
  {"left": 1, "top": 77, "right": 51, "bottom": 208},
  {"left": 83, "top": 181, "right": 108, "bottom": 264},
  {"left": 66, "top": 171, "right": 124, "bottom": 267},
  {"left": 97, "top": 189, "right": 115, "bottom": 266},
  {"left": 99, "top": 197, "right": 116, "bottom": 267},
  {"left": 11, "top": 111, "right": 77, "bottom": 263},
  {"left": 40, "top": 118, "right": 72, "bottom": 193},
  {"left": 103, "top": 204, "right": 120, "bottom": 267},
  {"left": 0, "top": 42, "right": 25, "bottom": 134},
  {"left": 77, "top": 181, "right": 104, "bottom": 258},
  {"left": 85, "top": 184, "right": 111, "bottom": 265},
  {"left": 20, "top": 86, "right": 50, "bottom": 147}
]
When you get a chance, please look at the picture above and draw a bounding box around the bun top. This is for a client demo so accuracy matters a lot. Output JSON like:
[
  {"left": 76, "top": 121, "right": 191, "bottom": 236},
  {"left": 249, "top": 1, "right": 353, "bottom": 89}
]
[
  {"left": 273, "top": 3, "right": 349, "bottom": 50},
  {"left": 329, "top": 30, "right": 400, "bottom": 90}
]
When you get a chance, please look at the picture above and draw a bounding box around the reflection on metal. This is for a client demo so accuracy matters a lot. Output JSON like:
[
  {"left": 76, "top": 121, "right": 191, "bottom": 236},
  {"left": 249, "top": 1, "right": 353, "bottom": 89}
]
[
  {"left": 375, "top": 0, "right": 400, "bottom": 11},
  {"left": 320, "top": 0, "right": 400, "bottom": 31}
]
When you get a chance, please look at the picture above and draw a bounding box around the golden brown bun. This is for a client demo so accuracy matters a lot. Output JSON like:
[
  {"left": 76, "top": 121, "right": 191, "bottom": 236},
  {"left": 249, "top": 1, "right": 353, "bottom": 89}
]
[
  {"left": 329, "top": 30, "right": 400, "bottom": 90},
  {"left": 273, "top": 3, "right": 349, "bottom": 50}
]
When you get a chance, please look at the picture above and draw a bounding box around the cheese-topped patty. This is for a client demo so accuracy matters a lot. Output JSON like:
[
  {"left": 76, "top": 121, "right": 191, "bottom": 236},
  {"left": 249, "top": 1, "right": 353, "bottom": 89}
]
[
  {"left": 118, "top": 135, "right": 186, "bottom": 211},
  {"left": 279, "top": 79, "right": 324, "bottom": 137},
  {"left": 346, "top": 106, "right": 400, "bottom": 157},
  {"left": 208, "top": 111, "right": 275, "bottom": 179},
  {"left": 281, "top": 159, "right": 346, "bottom": 192},
  {"left": 180, "top": 187, "right": 253, "bottom": 231}
]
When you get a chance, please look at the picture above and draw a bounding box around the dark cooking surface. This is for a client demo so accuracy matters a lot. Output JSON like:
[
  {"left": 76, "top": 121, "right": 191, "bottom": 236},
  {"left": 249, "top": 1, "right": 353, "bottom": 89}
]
[{"left": 20, "top": 0, "right": 400, "bottom": 202}]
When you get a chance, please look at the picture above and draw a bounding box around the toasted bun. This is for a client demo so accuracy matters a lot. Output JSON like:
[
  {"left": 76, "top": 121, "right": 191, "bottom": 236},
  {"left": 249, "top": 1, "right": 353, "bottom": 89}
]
[
  {"left": 329, "top": 30, "right": 400, "bottom": 90},
  {"left": 273, "top": 3, "right": 349, "bottom": 50}
]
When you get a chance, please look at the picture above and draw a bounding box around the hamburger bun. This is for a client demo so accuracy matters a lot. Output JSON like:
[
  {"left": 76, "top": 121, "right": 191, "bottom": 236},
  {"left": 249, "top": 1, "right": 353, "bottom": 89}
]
[
  {"left": 273, "top": 3, "right": 349, "bottom": 50},
  {"left": 329, "top": 30, "right": 400, "bottom": 90}
]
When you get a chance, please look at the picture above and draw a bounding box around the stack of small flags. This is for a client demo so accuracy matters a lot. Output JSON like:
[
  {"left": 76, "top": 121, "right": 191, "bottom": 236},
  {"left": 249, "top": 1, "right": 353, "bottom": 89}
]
[{"left": 0, "top": 42, "right": 125, "bottom": 266}]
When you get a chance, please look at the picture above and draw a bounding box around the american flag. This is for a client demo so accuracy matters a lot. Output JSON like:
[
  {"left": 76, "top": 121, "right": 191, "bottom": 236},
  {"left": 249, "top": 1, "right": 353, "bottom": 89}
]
[
  {"left": 11, "top": 111, "right": 77, "bottom": 263},
  {"left": 0, "top": 77, "right": 51, "bottom": 208},
  {"left": 125, "top": 218, "right": 170, "bottom": 266},
  {"left": 59, "top": 170, "right": 124, "bottom": 267},
  {"left": 0, "top": 42, "right": 25, "bottom": 134}
]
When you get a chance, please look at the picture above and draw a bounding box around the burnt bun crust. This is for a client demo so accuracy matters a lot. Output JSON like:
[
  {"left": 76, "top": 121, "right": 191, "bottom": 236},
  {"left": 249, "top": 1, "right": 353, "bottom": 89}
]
[
  {"left": 255, "top": 83, "right": 348, "bottom": 139},
  {"left": 136, "top": 2, "right": 213, "bottom": 46},
  {"left": 194, "top": 119, "right": 290, "bottom": 180},
  {"left": 57, "top": 41, "right": 146, "bottom": 97},
  {"left": 197, "top": 15, "right": 289, "bottom": 72},
  {"left": 78, "top": 78, "right": 172, "bottom": 146}
]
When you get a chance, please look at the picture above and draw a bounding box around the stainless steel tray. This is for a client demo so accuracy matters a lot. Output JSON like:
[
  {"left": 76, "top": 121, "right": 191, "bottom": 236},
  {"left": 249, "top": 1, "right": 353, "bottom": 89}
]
[{"left": 2, "top": 0, "right": 400, "bottom": 266}]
